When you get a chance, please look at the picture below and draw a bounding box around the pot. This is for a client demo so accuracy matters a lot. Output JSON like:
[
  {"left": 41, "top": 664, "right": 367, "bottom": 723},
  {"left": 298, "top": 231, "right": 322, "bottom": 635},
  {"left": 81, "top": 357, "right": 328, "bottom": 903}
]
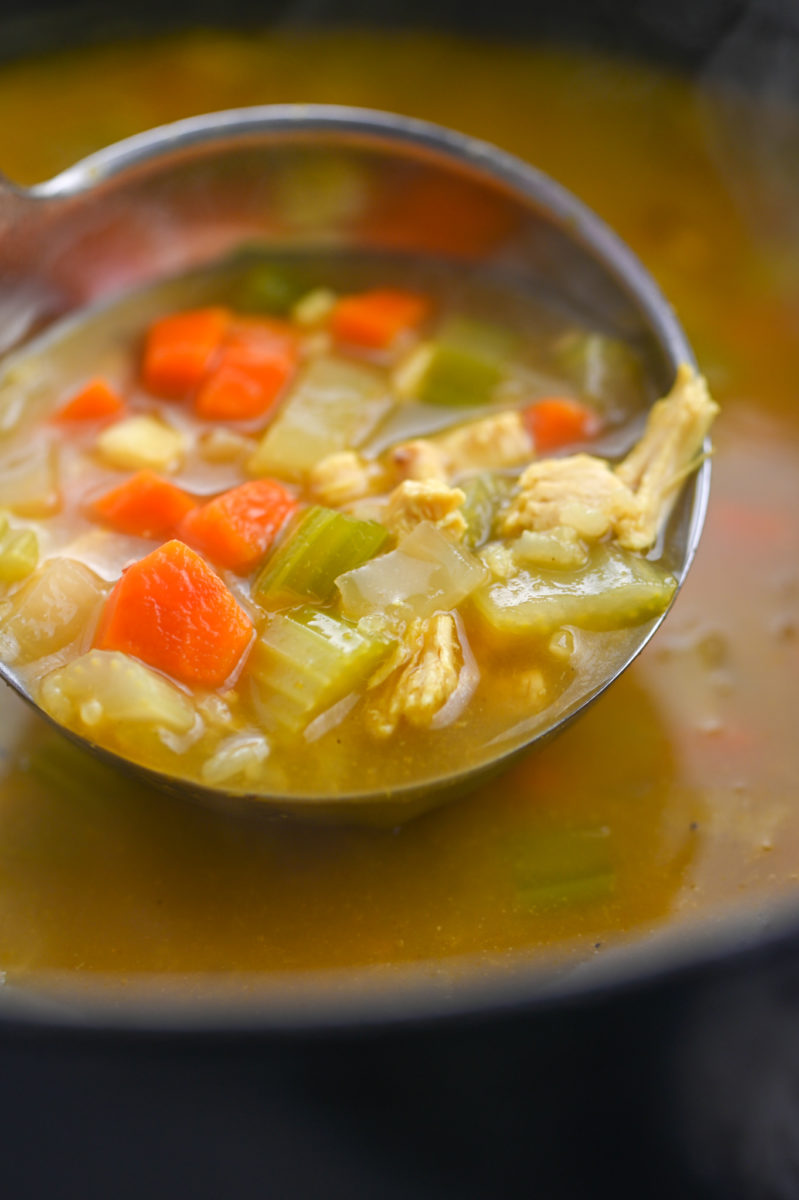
[{"left": 1, "top": 4, "right": 799, "bottom": 1198}]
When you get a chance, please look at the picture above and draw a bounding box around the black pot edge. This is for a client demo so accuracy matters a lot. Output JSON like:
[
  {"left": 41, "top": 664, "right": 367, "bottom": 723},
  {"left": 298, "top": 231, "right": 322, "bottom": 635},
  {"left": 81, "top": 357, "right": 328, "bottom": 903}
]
[{"left": 0, "top": 0, "right": 770, "bottom": 80}]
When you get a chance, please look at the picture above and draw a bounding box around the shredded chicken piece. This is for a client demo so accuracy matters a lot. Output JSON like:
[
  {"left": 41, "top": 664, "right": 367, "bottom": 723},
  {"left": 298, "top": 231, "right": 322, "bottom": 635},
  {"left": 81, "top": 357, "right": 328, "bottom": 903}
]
[
  {"left": 434, "top": 410, "right": 533, "bottom": 476},
  {"left": 499, "top": 365, "right": 718, "bottom": 551},
  {"left": 367, "top": 613, "right": 463, "bottom": 738},
  {"left": 387, "top": 438, "right": 448, "bottom": 483},
  {"left": 500, "top": 453, "right": 628, "bottom": 540},
  {"left": 389, "top": 411, "right": 532, "bottom": 484},
  {"left": 478, "top": 541, "right": 518, "bottom": 581},
  {"left": 308, "top": 451, "right": 388, "bottom": 506},
  {"left": 383, "top": 479, "right": 467, "bottom": 540},
  {"left": 613, "top": 364, "right": 719, "bottom": 549}
]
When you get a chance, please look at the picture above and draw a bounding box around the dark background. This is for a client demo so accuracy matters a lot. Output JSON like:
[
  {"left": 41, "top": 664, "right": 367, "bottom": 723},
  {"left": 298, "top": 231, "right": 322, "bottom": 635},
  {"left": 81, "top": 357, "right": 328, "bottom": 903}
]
[{"left": 0, "top": 0, "right": 796, "bottom": 84}]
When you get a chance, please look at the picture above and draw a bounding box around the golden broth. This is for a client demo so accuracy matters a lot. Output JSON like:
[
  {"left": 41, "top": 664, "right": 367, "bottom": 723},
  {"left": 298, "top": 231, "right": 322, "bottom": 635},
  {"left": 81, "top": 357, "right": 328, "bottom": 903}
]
[{"left": 0, "top": 30, "right": 796, "bottom": 983}]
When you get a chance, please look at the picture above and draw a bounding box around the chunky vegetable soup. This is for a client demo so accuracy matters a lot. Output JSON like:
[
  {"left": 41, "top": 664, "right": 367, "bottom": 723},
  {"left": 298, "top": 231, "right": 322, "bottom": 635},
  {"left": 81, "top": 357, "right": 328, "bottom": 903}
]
[
  {"left": 0, "top": 249, "right": 714, "bottom": 802},
  {"left": 0, "top": 30, "right": 795, "bottom": 985}
]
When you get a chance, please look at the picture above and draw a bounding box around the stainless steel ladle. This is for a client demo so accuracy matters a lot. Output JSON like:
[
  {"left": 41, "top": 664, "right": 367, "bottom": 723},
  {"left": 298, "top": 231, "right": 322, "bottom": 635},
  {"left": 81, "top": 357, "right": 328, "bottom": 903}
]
[{"left": 0, "top": 105, "right": 710, "bottom": 823}]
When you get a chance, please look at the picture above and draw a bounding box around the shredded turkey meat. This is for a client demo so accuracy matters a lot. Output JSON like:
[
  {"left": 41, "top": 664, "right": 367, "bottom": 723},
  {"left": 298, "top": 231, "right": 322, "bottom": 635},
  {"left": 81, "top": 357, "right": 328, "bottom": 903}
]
[
  {"left": 499, "top": 365, "right": 718, "bottom": 551},
  {"left": 367, "top": 613, "right": 463, "bottom": 738}
]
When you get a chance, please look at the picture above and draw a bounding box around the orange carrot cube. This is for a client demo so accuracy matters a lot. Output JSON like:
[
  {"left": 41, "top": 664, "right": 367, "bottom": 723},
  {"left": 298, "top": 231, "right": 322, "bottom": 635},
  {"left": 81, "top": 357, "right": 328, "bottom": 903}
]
[
  {"left": 90, "top": 470, "right": 196, "bottom": 540},
  {"left": 93, "top": 540, "right": 253, "bottom": 689},
  {"left": 53, "top": 378, "right": 125, "bottom": 422},
  {"left": 330, "top": 289, "right": 430, "bottom": 350},
  {"left": 179, "top": 478, "right": 299, "bottom": 573},
  {"left": 142, "top": 307, "right": 231, "bottom": 399}
]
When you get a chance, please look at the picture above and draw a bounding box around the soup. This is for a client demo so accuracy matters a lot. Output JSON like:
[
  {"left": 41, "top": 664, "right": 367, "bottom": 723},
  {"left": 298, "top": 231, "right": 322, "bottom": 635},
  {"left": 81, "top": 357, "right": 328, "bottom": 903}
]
[
  {"left": 0, "top": 247, "right": 709, "bottom": 804},
  {"left": 0, "top": 30, "right": 795, "bottom": 985}
]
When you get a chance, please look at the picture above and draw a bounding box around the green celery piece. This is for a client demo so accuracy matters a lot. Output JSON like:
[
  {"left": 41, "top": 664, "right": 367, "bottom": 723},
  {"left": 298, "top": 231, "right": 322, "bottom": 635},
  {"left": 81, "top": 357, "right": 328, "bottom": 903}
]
[
  {"left": 249, "top": 606, "right": 393, "bottom": 735},
  {"left": 248, "top": 355, "right": 393, "bottom": 480},
  {"left": 440, "top": 315, "right": 517, "bottom": 360},
  {"left": 254, "top": 506, "right": 390, "bottom": 608},
  {"left": 0, "top": 527, "right": 38, "bottom": 583},
  {"left": 413, "top": 344, "right": 503, "bottom": 408},
  {"left": 412, "top": 315, "right": 515, "bottom": 408},
  {"left": 459, "top": 473, "right": 515, "bottom": 549},
  {"left": 515, "top": 826, "right": 615, "bottom": 912},
  {"left": 234, "top": 262, "right": 311, "bottom": 316},
  {"left": 554, "top": 331, "right": 645, "bottom": 419},
  {"left": 472, "top": 543, "right": 676, "bottom": 638}
]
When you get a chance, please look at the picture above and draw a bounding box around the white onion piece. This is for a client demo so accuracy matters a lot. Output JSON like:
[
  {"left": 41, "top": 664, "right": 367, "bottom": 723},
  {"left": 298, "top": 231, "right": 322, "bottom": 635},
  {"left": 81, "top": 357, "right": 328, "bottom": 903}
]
[{"left": 336, "top": 521, "right": 488, "bottom": 622}]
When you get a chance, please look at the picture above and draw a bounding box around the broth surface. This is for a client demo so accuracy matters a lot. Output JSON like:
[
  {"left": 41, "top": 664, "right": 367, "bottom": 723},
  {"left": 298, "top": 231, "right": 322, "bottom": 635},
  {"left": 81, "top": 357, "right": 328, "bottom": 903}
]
[{"left": 0, "top": 30, "right": 797, "bottom": 985}]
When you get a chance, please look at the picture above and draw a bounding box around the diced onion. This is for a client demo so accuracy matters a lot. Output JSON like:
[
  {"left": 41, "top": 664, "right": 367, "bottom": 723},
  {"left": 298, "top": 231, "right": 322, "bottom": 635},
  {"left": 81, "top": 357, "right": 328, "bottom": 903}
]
[{"left": 337, "top": 521, "right": 488, "bottom": 622}]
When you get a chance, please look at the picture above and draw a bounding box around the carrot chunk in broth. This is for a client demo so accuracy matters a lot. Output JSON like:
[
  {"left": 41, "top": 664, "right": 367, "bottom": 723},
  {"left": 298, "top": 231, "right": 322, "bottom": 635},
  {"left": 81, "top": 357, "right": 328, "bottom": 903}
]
[
  {"left": 93, "top": 539, "right": 253, "bottom": 688},
  {"left": 179, "top": 478, "right": 299, "bottom": 573}
]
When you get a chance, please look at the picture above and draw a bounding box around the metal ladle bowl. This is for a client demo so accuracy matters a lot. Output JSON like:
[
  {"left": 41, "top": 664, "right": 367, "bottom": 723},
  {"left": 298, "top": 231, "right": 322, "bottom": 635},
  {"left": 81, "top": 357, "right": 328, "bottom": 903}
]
[{"left": 0, "top": 105, "right": 709, "bottom": 824}]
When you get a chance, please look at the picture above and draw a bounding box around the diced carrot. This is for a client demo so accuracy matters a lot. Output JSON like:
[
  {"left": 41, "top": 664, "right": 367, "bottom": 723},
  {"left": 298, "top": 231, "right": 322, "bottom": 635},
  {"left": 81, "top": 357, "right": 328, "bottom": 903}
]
[
  {"left": 93, "top": 540, "right": 253, "bottom": 688},
  {"left": 179, "top": 478, "right": 299, "bottom": 573},
  {"left": 142, "top": 307, "right": 231, "bottom": 399},
  {"left": 90, "top": 470, "right": 196, "bottom": 540},
  {"left": 523, "top": 397, "right": 600, "bottom": 452},
  {"left": 330, "top": 289, "right": 430, "bottom": 350},
  {"left": 194, "top": 318, "right": 299, "bottom": 421},
  {"left": 53, "top": 378, "right": 125, "bottom": 422}
]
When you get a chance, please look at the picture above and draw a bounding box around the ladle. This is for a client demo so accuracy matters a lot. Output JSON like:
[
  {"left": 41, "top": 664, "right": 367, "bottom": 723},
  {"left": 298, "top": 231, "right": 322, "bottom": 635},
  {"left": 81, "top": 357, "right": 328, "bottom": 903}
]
[{"left": 0, "top": 105, "right": 711, "bottom": 823}]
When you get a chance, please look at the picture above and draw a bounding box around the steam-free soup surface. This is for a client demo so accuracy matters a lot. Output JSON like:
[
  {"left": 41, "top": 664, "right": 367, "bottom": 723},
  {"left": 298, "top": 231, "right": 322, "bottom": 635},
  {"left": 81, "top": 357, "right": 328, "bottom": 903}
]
[{"left": 0, "top": 31, "right": 796, "bottom": 984}]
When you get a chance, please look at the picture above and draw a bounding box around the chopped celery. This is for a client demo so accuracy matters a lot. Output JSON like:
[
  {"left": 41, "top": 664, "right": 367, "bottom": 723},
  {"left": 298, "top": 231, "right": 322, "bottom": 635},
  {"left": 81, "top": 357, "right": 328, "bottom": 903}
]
[
  {"left": 439, "top": 315, "right": 517, "bottom": 361},
  {"left": 459, "top": 473, "right": 515, "bottom": 548},
  {"left": 40, "top": 649, "right": 196, "bottom": 736},
  {"left": 471, "top": 543, "right": 676, "bottom": 638},
  {"left": 512, "top": 527, "right": 588, "bottom": 571},
  {"left": 248, "top": 355, "right": 393, "bottom": 480},
  {"left": 404, "top": 344, "right": 503, "bottom": 409},
  {"left": 515, "top": 826, "right": 615, "bottom": 912},
  {"left": 249, "top": 607, "right": 393, "bottom": 735},
  {"left": 337, "top": 520, "right": 488, "bottom": 622},
  {"left": 401, "top": 316, "right": 514, "bottom": 408},
  {"left": 253, "top": 506, "right": 389, "bottom": 607},
  {"left": 233, "top": 262, "right": 312, "bottom": 316},
  {"left": 0, "top": 522, "right": 38, "bottom": 583},
  {"left": 1, "top": 557, "right": 106, "bottom": 663},
  {"left": 555, "top": 331, "right": 645, "bottom": 419}
]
